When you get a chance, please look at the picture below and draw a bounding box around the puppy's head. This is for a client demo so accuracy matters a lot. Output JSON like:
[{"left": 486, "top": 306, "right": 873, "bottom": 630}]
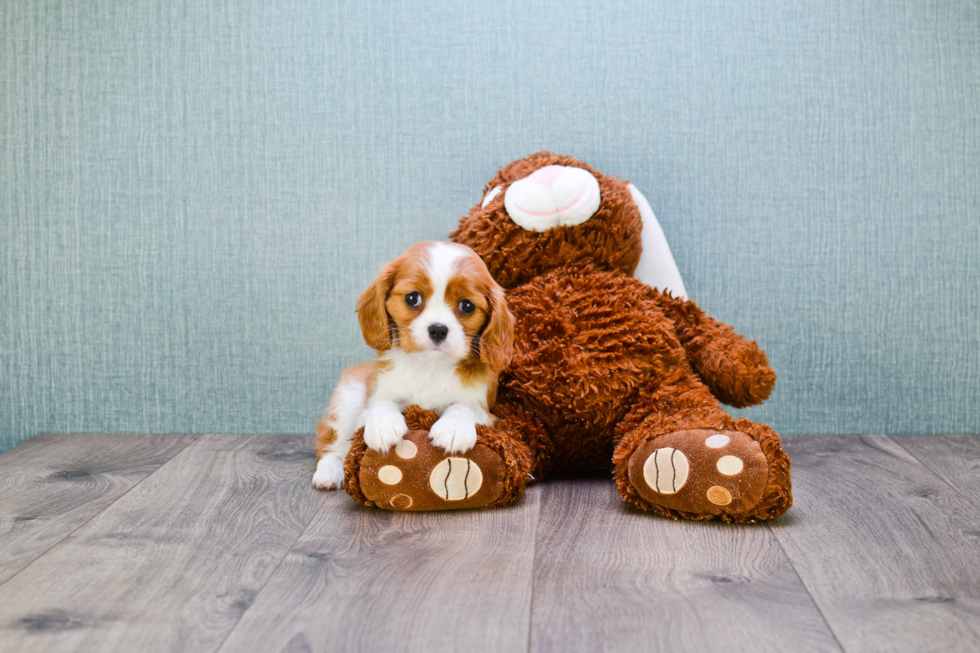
[{"left": 356, "top": 241, "right": 514, "bottom": 372}]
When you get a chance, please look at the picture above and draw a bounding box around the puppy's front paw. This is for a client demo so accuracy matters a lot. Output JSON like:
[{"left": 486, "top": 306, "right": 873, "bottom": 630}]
[
  {"left": 430, "top": 406, "right": 478, "bottom": 454},
  {"left": 312, "top": 454, "right": 344, "bottom": 490},
  {"left": 364, "top": 401, "right": 408, "bottom": 453}
]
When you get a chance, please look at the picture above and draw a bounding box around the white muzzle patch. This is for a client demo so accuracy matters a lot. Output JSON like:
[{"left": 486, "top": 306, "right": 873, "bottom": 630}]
[{"left": 503, "top": 165, "right": 601, "bottom": 232}]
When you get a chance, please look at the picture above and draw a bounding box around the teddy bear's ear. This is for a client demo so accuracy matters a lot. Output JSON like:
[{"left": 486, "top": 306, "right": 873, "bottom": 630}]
[
  {"left": 356, "top": 260, "right": 398, "bottom": 351},
  {"left": 481, "top": 186, "right": 502, "bottom": 208},
  {"left": 627, "top": 183, "right": 688, "bottom": 299},
  {"left": 480, "top": 282, "right": 514, "bottom": 373}
]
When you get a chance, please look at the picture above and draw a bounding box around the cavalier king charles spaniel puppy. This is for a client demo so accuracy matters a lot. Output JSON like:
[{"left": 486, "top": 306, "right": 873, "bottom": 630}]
[{"left": 312, "top": 241, "right": 514, "bottom": 490}]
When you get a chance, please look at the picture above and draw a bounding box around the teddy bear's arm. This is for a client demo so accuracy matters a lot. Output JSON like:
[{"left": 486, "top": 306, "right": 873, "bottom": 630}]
[{"left": 656, "top": 292, "right": 776, "bottom": 408}]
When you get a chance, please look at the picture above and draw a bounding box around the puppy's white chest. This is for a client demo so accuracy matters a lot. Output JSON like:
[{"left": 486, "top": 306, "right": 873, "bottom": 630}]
[{"left": 372, "top": 351, "right": 485, "bottom": 413}]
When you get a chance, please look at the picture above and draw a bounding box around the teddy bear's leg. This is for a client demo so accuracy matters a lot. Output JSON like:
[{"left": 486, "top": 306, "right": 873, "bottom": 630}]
[
  {"left": 344, "top": 404, "right": 539, "bottom": 511},
  {"left": 612, "top": 369, "right": 791, "bottom": 522},
  {"left": 656, "top": 292, "right": 777, "bottom": 409}
]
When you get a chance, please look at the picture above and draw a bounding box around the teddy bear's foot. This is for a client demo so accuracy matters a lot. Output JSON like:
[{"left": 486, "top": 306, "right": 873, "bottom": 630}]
[
  {"left": 344, "top": 405, "right": 537, "bottom": 511},
  {"left": 351, "top": 430, "right": 511, "bottom": 511},
  {"left": 626, "top": 429, "right": 774, "bottom": 520}
]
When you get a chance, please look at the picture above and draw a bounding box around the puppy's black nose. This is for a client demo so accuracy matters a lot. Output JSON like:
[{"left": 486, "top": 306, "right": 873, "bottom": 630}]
[{"left": 428, "top": 323, "right": 449, "bottom": 344}]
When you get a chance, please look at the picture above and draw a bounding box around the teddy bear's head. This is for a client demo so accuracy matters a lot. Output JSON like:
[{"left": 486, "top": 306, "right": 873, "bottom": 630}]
[{"left": 449, "top": 151, "right": 643, "bottom": 289}]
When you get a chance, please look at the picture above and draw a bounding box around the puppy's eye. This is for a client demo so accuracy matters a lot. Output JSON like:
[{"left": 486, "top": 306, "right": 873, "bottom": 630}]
[
  {"left": 458, "top": 299, "right": 475, "bottom": 315},
  {"left": 405, "top": 292, "right": 423, "bottom": 308}
]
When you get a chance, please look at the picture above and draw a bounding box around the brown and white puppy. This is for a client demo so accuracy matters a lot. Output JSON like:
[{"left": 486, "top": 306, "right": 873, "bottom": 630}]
[{"left": 312, "top": 241, "right": 514, "bottom": 490}]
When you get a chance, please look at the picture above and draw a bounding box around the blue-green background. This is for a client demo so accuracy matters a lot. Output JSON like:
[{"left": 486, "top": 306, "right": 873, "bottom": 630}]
[{"left": 2, "top": 0, "right": 978, "bottom": 451}]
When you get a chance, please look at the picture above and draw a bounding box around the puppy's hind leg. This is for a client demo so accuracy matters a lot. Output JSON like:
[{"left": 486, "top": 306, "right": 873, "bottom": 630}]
[{"left": 313, "top": 362, "right": 372, "bottom": 490}]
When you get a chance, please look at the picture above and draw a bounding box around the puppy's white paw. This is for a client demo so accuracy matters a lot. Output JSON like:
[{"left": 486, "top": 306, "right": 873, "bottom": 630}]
[
  {"left": 430, "top": 405, "right": 478, "bottom": 454},
  {"left": 312, "top": 455, "right": 344, "bottom": 490},
  {"left": 364, "top": 401, "right": 408, "bottom": 453}
]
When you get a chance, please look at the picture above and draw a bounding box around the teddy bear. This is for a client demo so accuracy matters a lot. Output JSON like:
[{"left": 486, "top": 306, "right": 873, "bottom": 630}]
[{"left": 344, "top": 151, "right": 792, "bottom": 522}]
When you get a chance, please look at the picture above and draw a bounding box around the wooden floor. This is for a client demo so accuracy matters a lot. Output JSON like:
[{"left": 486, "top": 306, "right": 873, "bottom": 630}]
[{"left": 0, "top": 434, "right": 978, "bottom": 652}]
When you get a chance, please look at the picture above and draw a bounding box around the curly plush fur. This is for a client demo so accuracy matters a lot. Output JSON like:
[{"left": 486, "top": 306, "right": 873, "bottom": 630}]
[
  {"left": 449, "top": 151, "right": 792, "bottom": 522},
  {"left": 344, "top": 151, "right": 792, "bottom": 522}
]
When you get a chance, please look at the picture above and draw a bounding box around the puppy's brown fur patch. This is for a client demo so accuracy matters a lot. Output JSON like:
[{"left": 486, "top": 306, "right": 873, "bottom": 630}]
[{"left": 316, "top": 362, "right": 374, "bottom": 458}]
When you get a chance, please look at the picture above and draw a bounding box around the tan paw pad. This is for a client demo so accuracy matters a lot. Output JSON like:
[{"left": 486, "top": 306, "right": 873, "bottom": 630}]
[
  {"left": 716, "top": 455, "right": 744, "bottom": 476},
  {"left": 429, "top": 457, "right": 483, "bottom": 501},
  {"left": 395, "top": 440, "right": 418, "bottom": 459},
  {"left": 389, "top": 494, "right": 413, "bottom": 509},
  {"left": 706, "top": 485, "right": 733, "bottom": 506},
  {"left": 377, "top": 465, "right": 402, "bottom": 485},
  {"left": 704, "top": 434, "right": 731, "bottom": 449},
  {"left": 642, "top": 447, "right": 690, "bottom": 494}
]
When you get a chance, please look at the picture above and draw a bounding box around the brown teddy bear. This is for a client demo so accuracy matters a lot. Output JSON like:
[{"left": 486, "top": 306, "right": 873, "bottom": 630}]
[{"left": 345, "top": 151, "right": 792, "bottom": 522}]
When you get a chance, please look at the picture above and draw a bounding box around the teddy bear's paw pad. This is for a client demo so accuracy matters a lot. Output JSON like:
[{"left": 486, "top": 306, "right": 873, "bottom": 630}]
[
  {"left": 358, "top": 430, "right": 505, "bottom": 511},
  {"left": 628, "top": 429, "right": 768, "bottom": 516},
  {"left": 429, "top": 458, "right": 484, "bottom": 500}
]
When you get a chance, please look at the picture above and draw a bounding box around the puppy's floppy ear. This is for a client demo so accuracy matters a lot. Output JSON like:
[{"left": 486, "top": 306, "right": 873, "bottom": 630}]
[
  {"left": 480, "top": 280, "right": 514, "bottom": 373},
  {"left": 356, "top": 260, "right": 398, "bottom": 351}
]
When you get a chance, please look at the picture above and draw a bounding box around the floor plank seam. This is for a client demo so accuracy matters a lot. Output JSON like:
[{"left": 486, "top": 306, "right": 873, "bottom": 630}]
[
  {"left": 524, "top": 490, "right": 541, "bottom": 653},
  {"left": 209, "top": 490, "right": 331, "bottom": 653},
  {"left": 765, "top": 522, "right": 848, "bottom": 653},
  {"left": 887, "top": 435, "right": 980, "bottom": 512},
  {"left": 0, "top": 434, "right": 200, "bottom": 590}
]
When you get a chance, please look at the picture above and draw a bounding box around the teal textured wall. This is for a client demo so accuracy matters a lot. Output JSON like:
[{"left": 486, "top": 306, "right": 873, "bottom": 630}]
[{"left": 2, "top": 0, "right": 979, "bottom": 451}]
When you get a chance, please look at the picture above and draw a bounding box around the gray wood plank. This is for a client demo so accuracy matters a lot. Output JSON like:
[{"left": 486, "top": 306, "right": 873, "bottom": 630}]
[
  {"left": 217, "top": 486, "right": 540, "bottom": 653},
  {"left": 0, "top": 433, "right": 197, "bottom": 585},
  {"left": 894, "top": 435, "right": 980, "bottom": 508},
  {"left": 527, "top": 478, "right": 840, "bottom": 653},
  {"left": 0, "top": 433, "right": 325, "bottom": 653},
  {"left": 771, "top": 434, "right": 980, "bottom": 652}
]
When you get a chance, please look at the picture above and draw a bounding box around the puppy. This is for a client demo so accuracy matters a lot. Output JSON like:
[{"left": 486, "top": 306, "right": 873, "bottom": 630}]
[{"left": 312, "top": 241, "right": 514, "bottom": 490}]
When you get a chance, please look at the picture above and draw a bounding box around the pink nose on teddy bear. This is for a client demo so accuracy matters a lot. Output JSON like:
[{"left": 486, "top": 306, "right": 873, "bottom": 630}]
[
  {"left": 504, "top": 164, "right": 602, "bottom": 232},
  {"left": 528, "top": 165, "right": 564, "bottom": 189}
]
